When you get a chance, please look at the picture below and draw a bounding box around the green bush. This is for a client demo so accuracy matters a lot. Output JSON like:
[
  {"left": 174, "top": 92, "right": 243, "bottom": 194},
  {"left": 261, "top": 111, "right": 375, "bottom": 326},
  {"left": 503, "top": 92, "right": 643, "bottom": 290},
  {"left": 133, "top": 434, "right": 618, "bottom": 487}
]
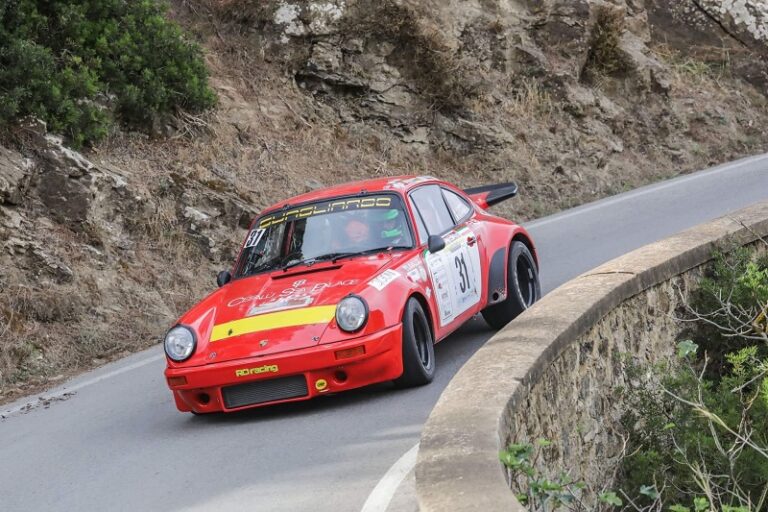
[
  {"left": 502, "top": 248, "right": 768, "bottom": 511},
  {"left": 0, "top": 0, "right": 216, "bottom": 146},
  {"left": 620, "top": 343, "right": 768, "bottom": 509},
  {"left": 688, "top": 248, "right": 768, "bottom": 374},
  {"left": 618, "top": 249, "right": 768, "bottom": 510}
]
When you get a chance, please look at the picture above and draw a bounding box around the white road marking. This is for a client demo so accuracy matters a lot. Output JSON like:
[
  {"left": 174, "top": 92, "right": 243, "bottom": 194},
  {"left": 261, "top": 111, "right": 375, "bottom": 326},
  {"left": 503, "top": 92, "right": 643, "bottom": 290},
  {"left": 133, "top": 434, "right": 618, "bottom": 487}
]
[
  {"left": 361, "top": 443, "right": 419, "bottom": 512},
  {"left": 1, "top": 353, "right": 165, "bottom": 418},
  {"left": 526, "top": 153, "right": 768, "bottom": 230}
]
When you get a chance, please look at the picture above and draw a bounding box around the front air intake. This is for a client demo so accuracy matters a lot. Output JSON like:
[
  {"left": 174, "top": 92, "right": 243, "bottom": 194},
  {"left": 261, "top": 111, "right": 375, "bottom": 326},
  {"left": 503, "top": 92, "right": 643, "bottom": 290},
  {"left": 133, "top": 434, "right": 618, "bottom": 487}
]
[{"left": 222, "top": 375, "right": 308, "bottom": 409}]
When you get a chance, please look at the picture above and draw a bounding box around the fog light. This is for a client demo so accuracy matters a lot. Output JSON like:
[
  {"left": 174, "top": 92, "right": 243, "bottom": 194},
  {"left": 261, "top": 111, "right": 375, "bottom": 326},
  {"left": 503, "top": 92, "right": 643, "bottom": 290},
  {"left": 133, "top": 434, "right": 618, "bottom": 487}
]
[
  {"left": 167, "top": 376, "right": 187, "bottom": 387},
  {"left": 334, "top": 370, "right": 348, "bottom": 384},
  {"left": 335, "top": 345, "right": 366, "bottom": 360},
  {"left": 198, "top": 393, "right": 210, "bottom": 405}
]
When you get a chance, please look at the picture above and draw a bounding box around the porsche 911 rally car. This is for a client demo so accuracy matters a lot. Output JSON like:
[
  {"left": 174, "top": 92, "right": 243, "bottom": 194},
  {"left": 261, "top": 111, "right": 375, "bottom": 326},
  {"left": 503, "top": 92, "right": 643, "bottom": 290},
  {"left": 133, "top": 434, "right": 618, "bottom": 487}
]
[{"left": 164, "top": 176, "right": 540, "bottom": 413}]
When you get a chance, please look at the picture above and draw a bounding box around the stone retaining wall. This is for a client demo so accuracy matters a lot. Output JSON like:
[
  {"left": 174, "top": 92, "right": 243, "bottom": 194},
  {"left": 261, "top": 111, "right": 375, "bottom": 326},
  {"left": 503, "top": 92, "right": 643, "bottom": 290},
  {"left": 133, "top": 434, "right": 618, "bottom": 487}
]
[{"left": 415, "top": 201, "right": 768, "bottom": 512}]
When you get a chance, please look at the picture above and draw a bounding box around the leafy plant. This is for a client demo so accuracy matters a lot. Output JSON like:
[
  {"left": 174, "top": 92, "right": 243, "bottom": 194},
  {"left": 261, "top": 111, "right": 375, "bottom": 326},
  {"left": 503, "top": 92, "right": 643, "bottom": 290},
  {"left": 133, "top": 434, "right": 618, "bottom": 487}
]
[
  {"left": 0, "top": 0, "right": 216, "bottom": 146},
  {"left": 500, "top": 439, "right": 593, "bottom": 511},
  {"left": 684, "top": 248, "right": 768, "bottom": 373},
  {"left": 617, "top": 246, "right": 768, "bottom": 511},
  {"left": 506, "top": 247, "right": 768, "bottom": 511}
]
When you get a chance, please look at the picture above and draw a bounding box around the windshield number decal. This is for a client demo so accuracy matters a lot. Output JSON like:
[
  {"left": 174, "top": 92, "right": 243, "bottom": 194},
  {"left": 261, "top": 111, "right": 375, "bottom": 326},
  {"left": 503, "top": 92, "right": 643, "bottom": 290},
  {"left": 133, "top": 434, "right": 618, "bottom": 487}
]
[{"left": 244, "top": 228, "right": 265, "bottom": 248}]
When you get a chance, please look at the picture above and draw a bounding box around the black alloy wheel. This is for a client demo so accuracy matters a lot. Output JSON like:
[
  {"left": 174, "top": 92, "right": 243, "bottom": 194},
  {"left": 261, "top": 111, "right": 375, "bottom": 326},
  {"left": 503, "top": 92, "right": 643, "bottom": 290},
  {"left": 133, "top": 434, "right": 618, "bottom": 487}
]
[{"left": 394, "top": 297, "right": 436, "bottom": 387}]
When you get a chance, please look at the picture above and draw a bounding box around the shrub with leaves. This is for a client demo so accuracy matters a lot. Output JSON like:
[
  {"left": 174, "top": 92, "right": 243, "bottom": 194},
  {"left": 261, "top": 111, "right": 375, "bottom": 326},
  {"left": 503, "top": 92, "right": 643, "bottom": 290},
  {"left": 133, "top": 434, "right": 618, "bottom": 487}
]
[
  {"left": 500, "top": 439, "right": 594, "bottom": 511},
  {"left": 684, "top": 247, "right": 768, "bottom": 373},
  {"left": 0, "top": 0, "right": 216, "bottom": 146},
  {"left": 504, "top": 246, "right": 768, "bottom": 511},
  {"left": 618, "top": 246, "right": 768, "bottom": 511},
  {"left": 619, "top": 341, "right": 768, "bottom": 510}
]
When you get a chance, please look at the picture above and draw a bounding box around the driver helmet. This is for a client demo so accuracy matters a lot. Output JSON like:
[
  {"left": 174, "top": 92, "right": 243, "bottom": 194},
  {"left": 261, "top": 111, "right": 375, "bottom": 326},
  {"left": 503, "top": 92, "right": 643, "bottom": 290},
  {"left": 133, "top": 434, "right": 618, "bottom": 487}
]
[{"left": 373, "top": 208, "right": 403, "bottom": 242}]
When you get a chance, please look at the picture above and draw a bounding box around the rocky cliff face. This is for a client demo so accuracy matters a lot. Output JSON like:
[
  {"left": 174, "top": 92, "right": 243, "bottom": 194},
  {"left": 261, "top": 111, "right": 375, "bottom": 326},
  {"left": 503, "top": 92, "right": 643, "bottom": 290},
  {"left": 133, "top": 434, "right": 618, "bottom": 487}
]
[
  {"left": 0, "top": 124, "right": 256, "bottom": 399},
  {"left": 699, "top": 0, "right": 768, "bottom": 47},
  {"left": 211, "top": 0, "right": 768, "bottom": 219},
  {"left": 1, "top": 0, "right": 768, "bottom": 401}
]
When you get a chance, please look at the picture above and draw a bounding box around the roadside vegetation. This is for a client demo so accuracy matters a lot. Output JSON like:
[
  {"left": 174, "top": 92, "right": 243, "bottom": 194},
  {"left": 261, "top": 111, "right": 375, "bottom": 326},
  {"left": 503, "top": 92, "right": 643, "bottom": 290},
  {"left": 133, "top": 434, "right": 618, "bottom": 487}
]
[
  {"left": 502, "top": 244, "right": 768, "bottom": 511},
  {"left": 0, "top": 0, "right": 215, "bottom": 147}
]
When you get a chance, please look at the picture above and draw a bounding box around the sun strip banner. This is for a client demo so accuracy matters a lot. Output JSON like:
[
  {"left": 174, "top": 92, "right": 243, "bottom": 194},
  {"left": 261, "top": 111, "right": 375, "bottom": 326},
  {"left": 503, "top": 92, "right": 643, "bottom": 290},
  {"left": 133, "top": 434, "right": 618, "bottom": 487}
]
[{"left": 258, "top": 196, "right": 394, "bottom": 229}]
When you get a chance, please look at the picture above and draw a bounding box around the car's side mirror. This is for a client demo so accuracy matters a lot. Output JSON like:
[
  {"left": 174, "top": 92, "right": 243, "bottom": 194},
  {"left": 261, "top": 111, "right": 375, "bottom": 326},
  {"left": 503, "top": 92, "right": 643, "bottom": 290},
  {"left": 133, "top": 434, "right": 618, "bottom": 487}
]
[
  {"left": 427, "top": 235, "right": 445, "bottom": 254},
  {"left": 216, "top": 270, "right": 232, "bottom": 287}
]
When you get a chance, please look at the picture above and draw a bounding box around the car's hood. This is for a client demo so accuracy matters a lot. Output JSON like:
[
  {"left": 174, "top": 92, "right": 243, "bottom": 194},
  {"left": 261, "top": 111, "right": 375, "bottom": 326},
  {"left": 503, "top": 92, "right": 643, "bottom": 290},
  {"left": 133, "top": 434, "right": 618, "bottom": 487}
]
[{"left": 189, "top": 256, "right": 392, "bottom": 364}]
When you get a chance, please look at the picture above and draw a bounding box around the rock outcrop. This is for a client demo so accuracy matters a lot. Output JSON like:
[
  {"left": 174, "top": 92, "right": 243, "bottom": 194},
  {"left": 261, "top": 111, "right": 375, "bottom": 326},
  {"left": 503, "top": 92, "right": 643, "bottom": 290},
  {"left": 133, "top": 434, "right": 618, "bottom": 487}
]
[
  {"left": 699, "top": 0, "right": 768, "bottom": 48},
  {"left": 0, "top": 123, "right": 257, "bottom": 397},
  {"left": 237, "top": 0, "right": 768, "bottom": 159}
]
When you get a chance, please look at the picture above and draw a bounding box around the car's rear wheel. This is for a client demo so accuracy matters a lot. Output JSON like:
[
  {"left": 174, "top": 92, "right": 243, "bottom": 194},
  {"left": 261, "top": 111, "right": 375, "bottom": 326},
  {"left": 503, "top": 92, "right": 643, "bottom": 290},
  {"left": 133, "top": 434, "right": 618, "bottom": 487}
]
[
  {"left": 481, "top": 240, "right": 541, "bottom": 329},
  {"left": 394, "top": 297, "right": 435, "bottom": 388}
]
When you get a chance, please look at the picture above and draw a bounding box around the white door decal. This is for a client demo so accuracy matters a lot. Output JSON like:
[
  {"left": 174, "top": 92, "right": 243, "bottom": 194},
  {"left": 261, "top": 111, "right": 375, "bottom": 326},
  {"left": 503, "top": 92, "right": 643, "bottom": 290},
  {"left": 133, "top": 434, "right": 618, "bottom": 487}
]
[{"left": 425, "top": 227, "right": 481, "bottom": 327}]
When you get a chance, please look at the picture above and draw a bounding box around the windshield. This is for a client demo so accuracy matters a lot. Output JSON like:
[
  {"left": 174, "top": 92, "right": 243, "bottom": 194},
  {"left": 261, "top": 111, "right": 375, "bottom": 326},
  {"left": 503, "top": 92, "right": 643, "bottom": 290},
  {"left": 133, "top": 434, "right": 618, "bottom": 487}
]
[{"left": 234, "top": 194, "right": 414, "bottom": 278}]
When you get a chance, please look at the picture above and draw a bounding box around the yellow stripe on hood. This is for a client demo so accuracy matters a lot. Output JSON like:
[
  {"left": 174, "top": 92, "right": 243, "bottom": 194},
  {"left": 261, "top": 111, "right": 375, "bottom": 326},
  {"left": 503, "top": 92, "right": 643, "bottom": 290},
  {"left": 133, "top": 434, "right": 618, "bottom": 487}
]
[{"left": 210, "top": 305, "right": 337, "bottom": 342}]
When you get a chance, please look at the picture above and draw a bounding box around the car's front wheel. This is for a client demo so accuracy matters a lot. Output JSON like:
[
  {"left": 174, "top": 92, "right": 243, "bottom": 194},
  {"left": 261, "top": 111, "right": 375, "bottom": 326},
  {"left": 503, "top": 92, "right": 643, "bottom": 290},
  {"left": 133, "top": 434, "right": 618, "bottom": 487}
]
[
  {"left": 481, "top": 240, "right": 541, "bottom": 329},
  {"left": 394, "top": 297, "right": 435, "bottom": 387}
]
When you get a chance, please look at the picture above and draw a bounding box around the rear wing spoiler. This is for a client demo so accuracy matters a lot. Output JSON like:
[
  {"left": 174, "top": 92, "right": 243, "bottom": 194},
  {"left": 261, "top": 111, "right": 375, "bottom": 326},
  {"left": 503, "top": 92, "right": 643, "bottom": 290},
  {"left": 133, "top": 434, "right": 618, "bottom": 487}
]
[{"left": 463, "top": 182, "right": 518, "bottom": 210}]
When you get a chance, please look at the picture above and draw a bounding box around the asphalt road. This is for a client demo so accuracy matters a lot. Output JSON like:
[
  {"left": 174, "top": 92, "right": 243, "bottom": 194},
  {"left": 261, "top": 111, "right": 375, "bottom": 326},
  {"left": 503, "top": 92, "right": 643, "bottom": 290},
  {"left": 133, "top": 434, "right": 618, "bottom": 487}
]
[{"left": 2, "top": 154, "right": 767, "bottom": 512}]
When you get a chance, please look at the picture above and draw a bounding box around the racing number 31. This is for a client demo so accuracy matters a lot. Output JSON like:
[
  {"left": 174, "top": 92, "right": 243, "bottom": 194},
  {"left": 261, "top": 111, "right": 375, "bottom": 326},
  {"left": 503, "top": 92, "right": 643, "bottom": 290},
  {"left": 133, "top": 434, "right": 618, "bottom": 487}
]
[{"left": 454, "top": 253, "right": 470, "bottom": 294}]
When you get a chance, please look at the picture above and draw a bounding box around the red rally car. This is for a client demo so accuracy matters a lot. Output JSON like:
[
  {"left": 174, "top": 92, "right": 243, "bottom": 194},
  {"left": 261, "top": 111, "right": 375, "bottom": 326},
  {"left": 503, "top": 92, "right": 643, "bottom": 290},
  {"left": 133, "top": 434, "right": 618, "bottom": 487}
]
[{"left": 164, "top": 176, "right": 541, "bottom": 413}]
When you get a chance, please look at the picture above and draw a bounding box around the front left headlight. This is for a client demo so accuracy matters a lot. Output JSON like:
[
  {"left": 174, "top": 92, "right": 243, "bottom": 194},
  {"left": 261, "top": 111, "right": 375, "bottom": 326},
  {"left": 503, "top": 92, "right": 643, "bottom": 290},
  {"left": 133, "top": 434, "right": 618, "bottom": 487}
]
[
  {"left": 336, "top": 295, "right": 369, "bottom": 332},
  {"left": 164, "top": 325, "right": 196, "bottom": 362}
]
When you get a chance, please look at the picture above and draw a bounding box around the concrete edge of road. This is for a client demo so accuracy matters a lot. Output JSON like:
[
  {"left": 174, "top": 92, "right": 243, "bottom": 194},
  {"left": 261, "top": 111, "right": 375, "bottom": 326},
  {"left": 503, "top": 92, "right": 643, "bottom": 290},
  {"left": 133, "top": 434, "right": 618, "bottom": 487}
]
[{"left": 414, "top": 200, "right": 768, "bottom": 512}]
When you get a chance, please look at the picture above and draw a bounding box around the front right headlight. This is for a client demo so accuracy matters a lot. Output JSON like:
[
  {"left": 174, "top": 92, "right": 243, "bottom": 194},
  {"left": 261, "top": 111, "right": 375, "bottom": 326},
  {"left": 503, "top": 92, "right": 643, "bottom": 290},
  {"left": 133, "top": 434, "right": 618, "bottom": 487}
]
[
  {"left": 164, "top": 326, "right": 196, "bottom": 362},
  {"left": 336, "top": 295, "right": 369, "bottom": 333}
]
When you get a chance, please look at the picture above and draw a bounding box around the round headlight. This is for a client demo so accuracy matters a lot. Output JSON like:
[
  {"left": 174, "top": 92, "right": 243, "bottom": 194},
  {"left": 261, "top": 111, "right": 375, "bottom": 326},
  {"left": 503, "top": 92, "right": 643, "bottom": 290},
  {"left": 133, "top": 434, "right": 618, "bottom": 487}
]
[
  {"left": 336, "top": 296, "right": 368, "bottom": 332},
  {"left": 164, "top": 326, "right": 196, "bottom": 362}
]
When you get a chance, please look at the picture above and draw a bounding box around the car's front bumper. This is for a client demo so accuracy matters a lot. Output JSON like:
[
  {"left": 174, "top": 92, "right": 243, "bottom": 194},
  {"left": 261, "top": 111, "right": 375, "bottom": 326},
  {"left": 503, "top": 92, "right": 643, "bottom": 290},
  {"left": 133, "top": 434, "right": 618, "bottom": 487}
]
[{"left": 165, "top": 324, "right": 403, "bottom": 413}]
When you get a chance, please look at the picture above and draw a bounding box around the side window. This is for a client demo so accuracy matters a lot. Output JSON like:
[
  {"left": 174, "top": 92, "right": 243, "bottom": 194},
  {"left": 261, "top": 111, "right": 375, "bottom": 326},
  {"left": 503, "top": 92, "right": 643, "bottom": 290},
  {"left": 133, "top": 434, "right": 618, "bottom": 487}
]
[
  {"left": 412, "top": 207, "right": 429, "bottom": 244},
  {"left": 410, "top": 185, "right": 455, "bottom": 236},
  {"left": 442, "top": 189, "right": 472, "bottom": 223}
]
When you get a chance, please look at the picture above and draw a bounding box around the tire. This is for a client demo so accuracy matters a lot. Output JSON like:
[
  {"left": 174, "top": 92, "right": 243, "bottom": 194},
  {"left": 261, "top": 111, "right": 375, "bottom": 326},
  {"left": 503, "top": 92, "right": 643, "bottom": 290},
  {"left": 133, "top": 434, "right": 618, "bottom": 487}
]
[
  {"left": 394, "top": 298, "right": 436, "bottom": 388},
  {"left": 481, "top": 241, "right": 541, "bottom": 330}
]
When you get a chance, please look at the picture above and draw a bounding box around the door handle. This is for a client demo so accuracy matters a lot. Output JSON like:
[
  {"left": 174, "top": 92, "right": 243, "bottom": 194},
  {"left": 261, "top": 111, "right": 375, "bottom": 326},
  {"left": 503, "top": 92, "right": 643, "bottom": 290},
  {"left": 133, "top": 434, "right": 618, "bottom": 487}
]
[{"left": 467, "top": 236, "right": 477, "bottom": 247}]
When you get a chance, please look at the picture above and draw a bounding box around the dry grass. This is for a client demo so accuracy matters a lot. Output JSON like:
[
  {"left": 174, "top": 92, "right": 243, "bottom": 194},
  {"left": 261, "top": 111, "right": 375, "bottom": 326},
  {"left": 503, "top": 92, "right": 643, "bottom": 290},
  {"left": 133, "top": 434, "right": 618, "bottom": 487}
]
[
  {"left": 583, "top": 5, "right": 631, "bottom": 79},
  {"left": 504, "top": 79, "right": 554, "bottom": 121},
  {"left": 653, "top": 43, "right": 732, "bottom": 89}
]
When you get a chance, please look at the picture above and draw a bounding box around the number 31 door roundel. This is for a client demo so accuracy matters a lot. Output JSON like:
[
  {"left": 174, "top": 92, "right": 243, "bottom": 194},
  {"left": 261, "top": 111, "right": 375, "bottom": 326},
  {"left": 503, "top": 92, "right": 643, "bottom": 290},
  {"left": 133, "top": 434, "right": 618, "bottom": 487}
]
[{"left": 425, "top": 227, "right": 481, "bottom": 327}]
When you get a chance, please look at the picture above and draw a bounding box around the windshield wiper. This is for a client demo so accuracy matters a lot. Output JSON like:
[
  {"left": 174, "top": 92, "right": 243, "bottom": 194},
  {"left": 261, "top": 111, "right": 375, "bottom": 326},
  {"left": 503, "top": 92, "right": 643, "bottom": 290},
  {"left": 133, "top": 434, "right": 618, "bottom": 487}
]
[
  {"left": 281, "top": 246, "right": 413, "bottom": 271},
  {"left": 280, "top": 252, "right": 350, "bottom": 270},
  {"left": 329, "top": 246, "right": 412, "bottom": 263},
  {"left": 280, "top": 257, "right": 317, "bottom": 272},
  {"left": 242, "top": 260, "right": 280, "bottom": 276}
]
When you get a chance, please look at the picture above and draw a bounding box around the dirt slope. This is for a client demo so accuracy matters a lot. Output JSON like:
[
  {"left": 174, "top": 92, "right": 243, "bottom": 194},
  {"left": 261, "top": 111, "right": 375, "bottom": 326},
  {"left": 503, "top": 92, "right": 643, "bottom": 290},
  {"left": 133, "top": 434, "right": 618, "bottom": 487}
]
[{"left": 2, "top": 0, "right": 768, "bottom": 403}]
